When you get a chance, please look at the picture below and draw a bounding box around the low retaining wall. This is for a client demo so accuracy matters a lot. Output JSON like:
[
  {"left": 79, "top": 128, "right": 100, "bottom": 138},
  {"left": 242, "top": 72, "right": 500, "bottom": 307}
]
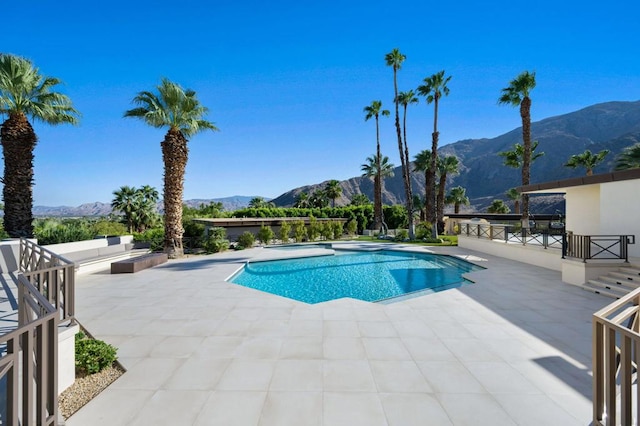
[{"left": 459, "top": 235, "right": 562, "bottom": 271}]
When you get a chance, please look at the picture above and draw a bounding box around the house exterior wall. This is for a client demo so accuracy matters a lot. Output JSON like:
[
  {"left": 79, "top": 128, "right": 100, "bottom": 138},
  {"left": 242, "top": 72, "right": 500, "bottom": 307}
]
[
  {"left": 565, "top": 180, "right": 640, "bottom": 259},
  {"left": 565, "top": 186, "right": 600, "bottom": 235},
  {"left": 600, "top": 180, "right": 640, "bottom": 259}
]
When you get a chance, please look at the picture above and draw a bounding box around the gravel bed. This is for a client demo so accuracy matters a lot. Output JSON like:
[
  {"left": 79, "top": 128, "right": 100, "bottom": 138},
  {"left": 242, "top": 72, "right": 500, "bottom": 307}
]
[{"left": 59, "top": 364, "right": 125, "bottom": 419}]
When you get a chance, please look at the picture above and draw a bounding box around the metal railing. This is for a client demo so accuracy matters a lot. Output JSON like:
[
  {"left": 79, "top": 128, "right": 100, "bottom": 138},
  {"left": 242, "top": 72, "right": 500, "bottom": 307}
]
[
  {"left": 19, "top": 238, "right": 75, "bottom": 323},
  {"left": 460, "top": 222, "right": 564, "bottom": 250},
  {"left": 592, "top": 287, "right": 640, "bottom": 425},
  {"left": 564, "top": 234, "right": 635, "bottom": 262},
  {"left": 0, "top": 238, "right": 77, "bottom": 425}
]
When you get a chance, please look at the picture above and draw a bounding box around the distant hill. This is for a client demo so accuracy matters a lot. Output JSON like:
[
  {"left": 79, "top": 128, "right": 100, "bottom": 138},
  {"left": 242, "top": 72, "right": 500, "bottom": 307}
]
[
  {"left": 31, "top": 195, "right": 262, "bottom": 217},
  {"left": 271, "top": 100, "right": 640, "bottom": 213}
]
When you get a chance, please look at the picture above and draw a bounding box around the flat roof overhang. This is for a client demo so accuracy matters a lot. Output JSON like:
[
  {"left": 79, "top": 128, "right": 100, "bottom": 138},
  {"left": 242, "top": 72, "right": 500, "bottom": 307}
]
[{"left": 518, "top": 168, "right": 640, "bottom": 194}]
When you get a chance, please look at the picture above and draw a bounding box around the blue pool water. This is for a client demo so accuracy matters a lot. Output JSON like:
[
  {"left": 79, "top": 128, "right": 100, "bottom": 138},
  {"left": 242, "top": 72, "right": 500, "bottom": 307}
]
[{"left": 229, "top": 250, "right": 482, "bottom": 304}]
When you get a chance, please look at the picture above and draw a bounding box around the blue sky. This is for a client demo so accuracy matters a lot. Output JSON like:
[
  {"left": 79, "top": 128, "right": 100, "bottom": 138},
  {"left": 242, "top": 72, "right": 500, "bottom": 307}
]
[{"left": 3, "top": 0, "right": 639, "bottom": 206}]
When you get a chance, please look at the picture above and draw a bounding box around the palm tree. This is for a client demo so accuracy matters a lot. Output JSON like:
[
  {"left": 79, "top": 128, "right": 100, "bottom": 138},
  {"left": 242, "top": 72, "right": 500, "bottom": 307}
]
[
  {"left": 350, "top": 193, "right": 370, "bottom": 206},
  {"left": 294, "top": 192, "right": 311, "bottom": 208},
  {"left": 498, "top": 141, "right": 544, "bottom": 168},
  {"left": 249, "top": 196, "right": 272, "bottom": 208},
  {"left": 498, "top": 71, "right": 536, "bottom": 224},
  {"left": 385, "top": 48, "right": 415, "bottom": 239},
  {"left": 564, "top": 149, "right": 610, "bottom": 175},
  {"left": 487, "top": 199, "right": 510, "bottom": 214},
  {"left": 505, "top": 188, "right": 522, "bottom": 215},
  {"left": 615, "top": 143, "right": 640, "bottom": 170},
  {"left": 124, "top": 78, "right": 218, "bottom": 258},
  {"left": 445, "top": 186, "right": 470, "bottom": 214},
  {"left": 111, "top": 186, "right": 138, "bottom": 233},
  {"left": 436, "top": 155, "right": 460, "bottom": 232},
  {"left": 363, "top": 100, "right": 389, "bottom": 229},
  {"left": 417, "top": 70, "right": 452, "bottom": 238},
  {"left": 413, "top": 149, "right": 432, "bottom": 221},
  {"left": 136, "top": 184, "right": 159, "bottom": 232},
  {"left": 361, "top": 154, "right": 395, "bottom": 230},
  {"left": 325, "top": 180, "right": 343, "bottom": 207},
  {"left": 0, "top": 54, "right": 79, "bottom": 237}
]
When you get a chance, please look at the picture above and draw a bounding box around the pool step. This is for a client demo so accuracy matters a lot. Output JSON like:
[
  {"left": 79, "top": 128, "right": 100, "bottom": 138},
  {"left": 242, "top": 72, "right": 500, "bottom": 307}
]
[{"left": 584, "top": 264, "right": 640, "bottom": 299}]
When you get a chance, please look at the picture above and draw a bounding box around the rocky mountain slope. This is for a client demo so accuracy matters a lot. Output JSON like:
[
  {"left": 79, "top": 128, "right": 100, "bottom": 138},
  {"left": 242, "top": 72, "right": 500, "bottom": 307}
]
[
  {"left": 271, "top": 100, "right": 640, "bottom": 213},
  {"left": 32, "top": 196, "right": 258, "bottom": 217}
]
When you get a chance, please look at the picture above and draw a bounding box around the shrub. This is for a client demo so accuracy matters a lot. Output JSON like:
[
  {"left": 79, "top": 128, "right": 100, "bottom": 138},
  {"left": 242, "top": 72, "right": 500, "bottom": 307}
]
[
  {"left": 278, "top": 221, "right": 291, "bottom": 244},
  {"left": 203, "top": 235, "right": 229, "bottom": 253},
  {"left": 237, "top": 231, "right": 255, "bottom": 249},
  {"left": 34, "top": 219, "right": 95, "bottom": 245},
  {"left": 346, "top": 219, "right": 357, "bottom": 236},
  {"left": 308, "top": 216, "right": 320, "bottom": 241},
  {"left": 293, "top": 220, "right": 307, "bottom": 243},
  {"left": 75, "top": 332, "right": 117, "bottom": 375},
  {"left": 133, "top": 228, "right": 164, "bottom": 252},
  {"left": 320, "top": 221, "right": 333, "bottom": 240},
  {"left": 415, "top": 222, "right": 433, "bottom": 240},
  {"left": 332, "top": 221, "right": 344, "bottom": 239},
  {"left": 257, "top": 225, "right": 274, "bottom": 245},
  {"left": 92, "top": 220, "right": 127, "bottom": 237},
  {"left": 394, "top": 229, "right": 409, "bottom": 241}
]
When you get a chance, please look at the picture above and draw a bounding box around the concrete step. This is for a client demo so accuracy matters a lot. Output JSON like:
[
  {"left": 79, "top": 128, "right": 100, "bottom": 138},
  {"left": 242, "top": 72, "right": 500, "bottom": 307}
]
[
  {"left": 609, "top": 271, "right": 640, "bottom": 284},
  {"left": 619, "top": 266, "right": 640, "bottom": 276},
  {"left": 598, "top": 275, "right": 640, "bottom": 290},
  {"left": 582, "top": 281, "right": 626, "bottom": 299}
]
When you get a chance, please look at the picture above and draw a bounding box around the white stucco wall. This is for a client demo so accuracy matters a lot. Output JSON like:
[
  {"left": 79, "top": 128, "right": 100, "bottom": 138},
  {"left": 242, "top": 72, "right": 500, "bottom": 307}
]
[
  {"left": 599, "top": 180, "right": 640, "bottom": 259},
  {"left": 565, "top": 185, "right": 600, "bottom": 235}
]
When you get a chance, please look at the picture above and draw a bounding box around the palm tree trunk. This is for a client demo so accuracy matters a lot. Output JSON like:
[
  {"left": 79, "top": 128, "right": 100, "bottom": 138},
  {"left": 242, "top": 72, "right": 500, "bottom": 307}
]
[
  {"left": 162, "top": 128, "right": 188, "bottom": 258},
  {"left": 1, "top": 112, "right": 36, "bottom": 237},
  {"left": 374, "top": 116, "right": 382, "bottom": 231},
  {"left": 374, "top": 174, "right": 382, "bottom": 231},
  {"left": 454, "top": 203, "right": 460, "bottom": 214},
  {"left": 402, "top": 106, "right": 414, "bottom": 235},
  {"left": 437, "top": 173, "right": 446, "bottom": 233},
  {"left": 393, "top": 69, "right": 415, "bottom": 239},
  {"left": 520, "top": 96, "right": 532, "bottom": 223},
  {"left": 428, "top": 96, "right": 440, "bottom": 238},
  {"left": 514, "top": 200, "right": 521, "bottom": 215}
]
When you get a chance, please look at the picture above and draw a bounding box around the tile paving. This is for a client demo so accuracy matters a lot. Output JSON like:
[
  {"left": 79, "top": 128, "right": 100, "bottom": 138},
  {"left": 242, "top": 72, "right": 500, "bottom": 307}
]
[{"left": 64, "top": 243, "right": 609, "bottom": 425}]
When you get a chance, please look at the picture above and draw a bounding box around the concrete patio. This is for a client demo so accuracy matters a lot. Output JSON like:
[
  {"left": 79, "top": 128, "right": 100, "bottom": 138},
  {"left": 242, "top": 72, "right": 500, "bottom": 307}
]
[{"left": 65, "top": 243, "right": 608, "bottom": 425}]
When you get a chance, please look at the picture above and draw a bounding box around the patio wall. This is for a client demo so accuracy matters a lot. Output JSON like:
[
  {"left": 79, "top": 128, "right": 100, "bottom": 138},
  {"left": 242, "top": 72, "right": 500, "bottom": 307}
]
[{"left": 458, "top": 235, "right": 562, "bottom": 271}]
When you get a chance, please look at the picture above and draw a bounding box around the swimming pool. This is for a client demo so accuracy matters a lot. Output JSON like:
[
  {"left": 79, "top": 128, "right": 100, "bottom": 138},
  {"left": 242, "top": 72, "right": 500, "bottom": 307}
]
[{"left": 228, "top": 250, "right": 482, "bottom": 304}]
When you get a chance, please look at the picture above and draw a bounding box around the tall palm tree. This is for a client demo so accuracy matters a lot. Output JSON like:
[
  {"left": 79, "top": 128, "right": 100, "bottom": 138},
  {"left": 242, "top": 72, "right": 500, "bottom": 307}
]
[
  {"left": 446, "top": 186, "right": 470, "bottom": 214},
  {"left": 325, "top": 180, "right": 343, "bottom": 207},
  {"left": 436, "top": 155, "right": 460, "bottom": 232},
  {"left": 417, "top": 70, "right": 451, "bottom": 238},
  {"left": 124, "top": 78, "right": 218, "bottom": 258},
  {"left": 364, "top": 100, "right": 389, "bottom": 229},
  {"left": 385, "top": 48, "right": 415, "bottom": 239},
  {"left": 498, "top": 141, "right": 544, "bottom": 168},
  {"left": 564, "top": 149, "right": 610, "bottom": 175},
  {"left": 615, "top": 143, "right": 640, "bottom": 170},
  {"left": 0, "top": 54, "right": 79, "bottom": 237},
  {"left": 505, "top": 188, "right": 522, "bottom": 215},
  {"left": 361, "top": 154, "right": 395, "bottom": 230},
  {"left": 413, "top": 149, "right": 432, "bottom": 221},
  {"left": 498, "top": 71, "right": 536, "bottom": 224}
]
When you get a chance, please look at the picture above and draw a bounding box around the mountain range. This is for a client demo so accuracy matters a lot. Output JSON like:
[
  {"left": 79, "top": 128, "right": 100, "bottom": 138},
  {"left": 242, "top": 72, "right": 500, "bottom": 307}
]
[
  {"left": 271, "top": 100, "right": 640, "bottom": 213},
  {"left": 31, "top": 196, "right": 259, "bottom": 217}
]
